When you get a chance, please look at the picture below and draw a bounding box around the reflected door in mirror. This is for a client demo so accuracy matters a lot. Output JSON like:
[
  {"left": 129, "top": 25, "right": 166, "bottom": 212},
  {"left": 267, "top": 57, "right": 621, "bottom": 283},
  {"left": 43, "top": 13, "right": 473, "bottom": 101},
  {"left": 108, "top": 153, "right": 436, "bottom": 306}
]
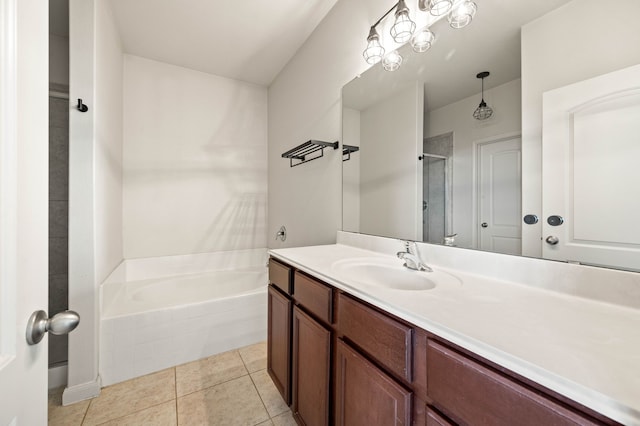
[{"left": 542, "top": 63, "right": 640, "bottom": 271}]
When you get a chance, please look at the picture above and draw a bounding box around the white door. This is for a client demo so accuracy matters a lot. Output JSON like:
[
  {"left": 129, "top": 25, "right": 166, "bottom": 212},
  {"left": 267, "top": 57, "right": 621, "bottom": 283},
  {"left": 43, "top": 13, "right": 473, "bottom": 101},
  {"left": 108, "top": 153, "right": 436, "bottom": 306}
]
[
  {"left": 478, "top": 136, "right": 522, "bottom": 255},
  {"left": 542, "top": 64, "right": 640, "bottom": 271},
  {"left": 0, "top": 0, "right": 50, "bottom": 424}
]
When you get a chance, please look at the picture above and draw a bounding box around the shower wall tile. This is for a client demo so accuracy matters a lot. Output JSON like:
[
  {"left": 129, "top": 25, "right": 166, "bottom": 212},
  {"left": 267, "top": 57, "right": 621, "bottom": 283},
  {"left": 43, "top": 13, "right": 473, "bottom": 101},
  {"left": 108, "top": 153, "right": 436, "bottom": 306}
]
[
  {"left": 49, "top": 98, "right": 69, "bottom": 129},
  {"left": 49, "top": 237, "right": 68, "bottom": 275},
  {"left": 48, "top": 334, "right": 68, "bottom": 366},
  {"left": 48, "top": 273, "right": 68, "bottom": 314},
  {"left": 49, "top": 161, "right": 69, "bottom": 201},
  {"left": 49, "top": 124, "right": 69, "bottom": 202},
  {"left": 49, "top": 200, "right": 68, "bottom": 238}
]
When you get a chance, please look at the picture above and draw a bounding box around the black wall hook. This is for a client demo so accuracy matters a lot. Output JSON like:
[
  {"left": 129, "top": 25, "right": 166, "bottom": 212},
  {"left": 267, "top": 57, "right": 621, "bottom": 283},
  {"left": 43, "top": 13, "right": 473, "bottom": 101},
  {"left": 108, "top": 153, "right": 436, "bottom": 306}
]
[{"left": 77, "top": 98, "right": 88, "bottom": 112}]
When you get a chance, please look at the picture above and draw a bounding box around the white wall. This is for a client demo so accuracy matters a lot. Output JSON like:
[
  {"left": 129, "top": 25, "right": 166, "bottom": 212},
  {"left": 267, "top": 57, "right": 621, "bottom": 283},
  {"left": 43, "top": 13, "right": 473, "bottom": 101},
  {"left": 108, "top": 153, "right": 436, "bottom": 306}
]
[
  {"left": 49, "top": 34, "right": 69, "bottom": 86},
  {"left": 94, "top": 0, "right": 123, "bottom": 285},
  {"left": 342, "top": 107, "right": 360, "bottom": 232},
  {"left": 360, "top": 83, "right": 423, "bottom": 241},
  {"left": 66, "top": 0, "right": 123, "bottom": 404},
  {"left": 122, "top": 55, "right": 268, "bottom": 259},
  {"left": 66, "top": 0, "right": 100, "bottom": 403},
  {"left": 268, "top": 0, "right": 390, "bottom": 249},
  {"left": 425, "top": 78, "right": 521, "bottom": 249},
  {"left": 521, "top": 0, "right": 640, "bottom": 257}
]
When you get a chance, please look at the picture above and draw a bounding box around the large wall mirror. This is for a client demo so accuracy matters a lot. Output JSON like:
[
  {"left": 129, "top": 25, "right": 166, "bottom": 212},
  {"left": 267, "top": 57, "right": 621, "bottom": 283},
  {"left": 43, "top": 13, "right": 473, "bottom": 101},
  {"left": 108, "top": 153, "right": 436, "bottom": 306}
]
[{"left": 342, "top": 0, "right": 640, "bottom": 272}]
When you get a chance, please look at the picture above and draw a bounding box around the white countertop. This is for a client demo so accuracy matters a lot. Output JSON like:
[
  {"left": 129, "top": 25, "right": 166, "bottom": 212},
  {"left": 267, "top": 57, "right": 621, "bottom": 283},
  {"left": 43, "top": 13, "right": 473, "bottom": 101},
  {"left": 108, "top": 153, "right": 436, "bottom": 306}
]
[{"left": 269, "top": 243, "right": 640, "bottom": 425}]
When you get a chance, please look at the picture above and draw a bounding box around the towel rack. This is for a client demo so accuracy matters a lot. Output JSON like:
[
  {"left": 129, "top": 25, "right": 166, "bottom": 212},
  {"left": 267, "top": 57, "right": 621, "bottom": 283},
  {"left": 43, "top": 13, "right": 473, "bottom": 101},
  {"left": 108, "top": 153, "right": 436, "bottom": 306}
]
[
  {"left": 342, "top": 145, "right": 359, "bottom": 162},
  {"left": 281, "top": 140, "right": 339, "bottom": 167}
]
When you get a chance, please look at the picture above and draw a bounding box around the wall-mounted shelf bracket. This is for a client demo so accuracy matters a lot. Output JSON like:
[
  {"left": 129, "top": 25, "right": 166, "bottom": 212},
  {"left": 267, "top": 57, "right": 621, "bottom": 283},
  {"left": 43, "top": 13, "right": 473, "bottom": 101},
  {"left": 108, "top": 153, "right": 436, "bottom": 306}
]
[
  {"left": 281, "top": 140, "right": 339, "bottom": 167},
  {"left": 342, "top": 145, "right": 360, "bottom": 162}
]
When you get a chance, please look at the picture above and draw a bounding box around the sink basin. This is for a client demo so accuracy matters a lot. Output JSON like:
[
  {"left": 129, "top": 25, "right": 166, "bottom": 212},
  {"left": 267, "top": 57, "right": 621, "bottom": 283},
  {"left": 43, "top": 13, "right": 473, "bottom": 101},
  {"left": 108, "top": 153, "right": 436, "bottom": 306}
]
[{"left": 331, "top": 257, "right": 461, "bottom": 291}]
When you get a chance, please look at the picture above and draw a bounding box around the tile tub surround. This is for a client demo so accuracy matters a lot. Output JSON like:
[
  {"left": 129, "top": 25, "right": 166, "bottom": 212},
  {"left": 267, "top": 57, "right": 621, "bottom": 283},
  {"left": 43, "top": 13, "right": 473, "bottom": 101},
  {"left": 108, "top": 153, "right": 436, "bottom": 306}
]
[
  {"left": 269, "top": 237, "right": 640, "bottom": 425},
  {"left": 49, "top": 342, "right": 297, "bottom": 426},
  {"left": 100, "top": 249, "right": 268, "bottom": 386}
]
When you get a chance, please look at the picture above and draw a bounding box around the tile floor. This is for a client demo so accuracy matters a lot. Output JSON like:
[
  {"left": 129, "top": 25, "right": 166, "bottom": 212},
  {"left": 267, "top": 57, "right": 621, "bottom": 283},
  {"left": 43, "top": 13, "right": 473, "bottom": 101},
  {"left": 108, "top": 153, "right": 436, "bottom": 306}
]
[{"left": 48, "top": 342, "right": 296, "bottom": 426}]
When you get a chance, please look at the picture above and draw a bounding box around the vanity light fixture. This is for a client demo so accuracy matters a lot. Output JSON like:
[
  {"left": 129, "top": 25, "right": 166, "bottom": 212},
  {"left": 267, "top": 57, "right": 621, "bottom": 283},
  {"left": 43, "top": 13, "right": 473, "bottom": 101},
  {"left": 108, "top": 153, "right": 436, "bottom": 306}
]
[
  {"left": 383, "top": 50, "right": 403, "bottom": 71},
  {"left": 419, "top": 0, "right": 453, "bottom": 16},
  {"left": 363, "top": 26, "right": 385, "bottom": 64},
  {"left": 448, "top": 0, "right": 477, "bottom": 29},
  {"left": 364, "top": 0, "right": 478, "bottom": 71},
  {"left": 411, "top": 27, "right": 435, "bottom": 53},
  {"left": 390, "top": 0, "right": 416, "bottom": 43},
  {"left": 473, "top": 71, "right": 493, "bottom": 120}
]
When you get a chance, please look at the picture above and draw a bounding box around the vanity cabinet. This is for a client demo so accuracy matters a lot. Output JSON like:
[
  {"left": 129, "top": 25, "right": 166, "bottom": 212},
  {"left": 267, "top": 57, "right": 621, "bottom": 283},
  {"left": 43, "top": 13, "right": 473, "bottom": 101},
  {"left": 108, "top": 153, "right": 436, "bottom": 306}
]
[
  {"left": 268, "top": 257, "right": 618, "bottom": 426},
  {"left": 267, "top": 259, "right": 293, "bottom": 405},
  {"left": 291, "top": 271, "right": 334, "bottom": 425},
  {"left": 292, "top": 306, "right": 331, "bottom": 425},
  {"left": 335, "top": 338, "right": 412, "bottom": 425}
]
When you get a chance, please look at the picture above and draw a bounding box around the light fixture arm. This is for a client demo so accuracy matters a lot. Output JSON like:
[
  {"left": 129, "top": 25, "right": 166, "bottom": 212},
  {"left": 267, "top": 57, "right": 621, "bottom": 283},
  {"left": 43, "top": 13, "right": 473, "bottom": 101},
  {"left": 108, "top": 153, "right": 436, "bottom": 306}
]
[{"left": 371, "top": 2, "right": 402, "bottom": 31}]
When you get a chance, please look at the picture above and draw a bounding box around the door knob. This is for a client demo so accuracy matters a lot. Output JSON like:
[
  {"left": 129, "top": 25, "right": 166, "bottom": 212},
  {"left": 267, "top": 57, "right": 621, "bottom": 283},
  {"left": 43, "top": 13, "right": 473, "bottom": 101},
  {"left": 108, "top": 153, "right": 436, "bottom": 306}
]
[
  {"left": 26, "top": 310, "right": 80, "bottom": 345},
  {"left": 545, "top": 236, "right": 559, "bottom": 245},
  {"left": 481, "top": 222, "right": 488, "bottom": 228}
]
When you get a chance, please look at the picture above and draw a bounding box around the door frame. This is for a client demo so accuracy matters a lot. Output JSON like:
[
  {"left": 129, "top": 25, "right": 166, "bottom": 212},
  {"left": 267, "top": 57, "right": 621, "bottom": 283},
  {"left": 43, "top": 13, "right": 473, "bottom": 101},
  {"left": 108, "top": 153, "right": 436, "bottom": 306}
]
[{"left": 473, "top": 132, "right": 522, "bottom": 250}]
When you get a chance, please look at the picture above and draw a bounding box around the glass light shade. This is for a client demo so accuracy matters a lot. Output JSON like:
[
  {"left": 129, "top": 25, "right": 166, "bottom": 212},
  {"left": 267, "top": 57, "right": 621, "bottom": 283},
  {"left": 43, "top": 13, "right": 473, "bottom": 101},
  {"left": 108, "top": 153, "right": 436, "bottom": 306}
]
[
  {"left": 427, "top": 0, "right": 452, "bottom": 16},
  {"left": 390, "top": 4, "right": 416, "bottom": 43},
  {"left": 473, "top": 101, "right": 493, "bottom": 120},
  {"left": 448, "top": 1, "right": 477, "bottom": 29},
  {"left": 363, "top": 27, "right": 385, "bottom": 65},
  {"left": 411, "top": 28, "right": 435, "bottom": 53},
  {"left": 382, "top": 51, "right": 403, "bottom": 72}
]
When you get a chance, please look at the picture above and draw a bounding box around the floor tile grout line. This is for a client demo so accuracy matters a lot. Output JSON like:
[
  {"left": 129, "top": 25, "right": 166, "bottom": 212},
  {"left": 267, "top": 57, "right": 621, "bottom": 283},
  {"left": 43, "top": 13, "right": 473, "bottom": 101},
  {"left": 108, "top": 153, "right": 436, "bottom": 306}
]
[
  {"left": 80, "top": 394, "right": 92, "bottom": 425},
  {"left": 248, "top": 369, "right": 277, "bottom": 422},
  {"left": 176, "top": 370, "right": 252, "bottom": 399},
  {"left": 174, "top": 367, "right": 179, "bottom": 426}
]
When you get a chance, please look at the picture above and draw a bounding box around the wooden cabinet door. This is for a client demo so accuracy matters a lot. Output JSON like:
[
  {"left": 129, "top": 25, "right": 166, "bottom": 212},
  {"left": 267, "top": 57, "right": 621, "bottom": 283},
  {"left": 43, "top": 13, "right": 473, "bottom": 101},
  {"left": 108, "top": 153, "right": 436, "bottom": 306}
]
[
  {"left": 335, "top": 339, "right": 412, "bottom": 426},
  {"left": 267, "top": 285, "right": 292, "bottom": 405},
  {"left": 292, "top": 306, "right": 331, "bottom": 426}
]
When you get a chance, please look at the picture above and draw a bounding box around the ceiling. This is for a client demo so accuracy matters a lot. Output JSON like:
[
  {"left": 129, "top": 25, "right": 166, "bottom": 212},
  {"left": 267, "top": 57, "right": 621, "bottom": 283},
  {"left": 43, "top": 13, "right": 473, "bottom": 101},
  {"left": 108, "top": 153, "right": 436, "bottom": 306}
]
[
  {"left": 48, "top": 0, "right": 338, "bottom": 86},
  {"left": 107, "top": 0, "right": 339, "bottom": 86}
]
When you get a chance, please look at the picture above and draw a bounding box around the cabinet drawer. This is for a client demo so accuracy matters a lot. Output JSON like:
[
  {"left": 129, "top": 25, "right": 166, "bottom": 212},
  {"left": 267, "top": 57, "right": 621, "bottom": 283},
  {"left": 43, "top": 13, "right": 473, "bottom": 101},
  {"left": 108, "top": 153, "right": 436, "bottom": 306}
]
[
  {"left": 337, "top": 293, "right": 412, "bottom": 382},
  {"left": 269, "top": 258, "right": 292, "bottom": 295},
  {"left": 293, "top": 271, "right": 333, "bottom": 324},
  {"left": 427, "top": 340, "right": 600, "bottom": 425}
]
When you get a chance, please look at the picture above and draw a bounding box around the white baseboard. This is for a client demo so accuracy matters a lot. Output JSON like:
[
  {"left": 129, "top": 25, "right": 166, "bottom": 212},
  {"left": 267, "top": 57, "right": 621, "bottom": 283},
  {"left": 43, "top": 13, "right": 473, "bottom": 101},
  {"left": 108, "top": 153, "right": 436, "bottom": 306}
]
[
  {"left": 62, "top": 376, "right": 101, "bottom": 406},
  {"left": 48, "top": 364, "right": 67, "bottom": 390}
]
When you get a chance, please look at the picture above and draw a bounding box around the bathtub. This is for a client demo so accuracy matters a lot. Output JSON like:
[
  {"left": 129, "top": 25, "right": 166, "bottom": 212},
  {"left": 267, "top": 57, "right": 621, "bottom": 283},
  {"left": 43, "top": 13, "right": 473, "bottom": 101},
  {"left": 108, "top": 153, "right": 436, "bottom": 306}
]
[{"left": 100, "top": 249, "right": 268, "bottom": 386}]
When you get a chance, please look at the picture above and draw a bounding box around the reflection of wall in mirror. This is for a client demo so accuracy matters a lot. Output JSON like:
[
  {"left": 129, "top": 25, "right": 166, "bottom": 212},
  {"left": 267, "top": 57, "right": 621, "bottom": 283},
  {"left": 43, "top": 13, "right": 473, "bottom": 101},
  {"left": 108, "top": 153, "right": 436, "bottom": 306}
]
[
  {"left": 342, "top": 107, "right": 360, "bottom": 232},
  {"left": 359, "top": 83, "right": 423, "bottom": 241},
  {"left": 425, "top": 79, "right": 521, "bottom": 250}
]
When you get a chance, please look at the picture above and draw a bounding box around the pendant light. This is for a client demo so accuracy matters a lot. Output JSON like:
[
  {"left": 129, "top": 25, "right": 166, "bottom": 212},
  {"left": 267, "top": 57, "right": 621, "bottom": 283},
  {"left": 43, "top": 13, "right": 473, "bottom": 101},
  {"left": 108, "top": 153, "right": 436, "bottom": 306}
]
[{"left": 473, "top": 71, "right": 493, "bottom": 120}]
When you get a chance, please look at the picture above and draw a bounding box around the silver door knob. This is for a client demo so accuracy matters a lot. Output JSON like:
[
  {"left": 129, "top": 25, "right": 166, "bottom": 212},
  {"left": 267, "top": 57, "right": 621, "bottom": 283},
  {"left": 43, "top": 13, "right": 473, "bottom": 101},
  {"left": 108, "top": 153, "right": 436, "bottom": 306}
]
[
  {"left": 26, "top": 310, "right": 80, "bottom": 345},
  {"left": 545, "top": 236, "right": 559, "bottom": 245},
  {"left": 481, "top": 222, "right": 488, "bottom": 228}
]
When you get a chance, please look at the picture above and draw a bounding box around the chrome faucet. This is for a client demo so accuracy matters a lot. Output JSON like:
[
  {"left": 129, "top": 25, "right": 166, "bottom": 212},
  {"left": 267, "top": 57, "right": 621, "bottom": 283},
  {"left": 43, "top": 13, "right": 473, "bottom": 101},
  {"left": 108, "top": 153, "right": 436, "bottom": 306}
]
[{"left": 397, "top": 241, "right": 432, "bottom": 272}]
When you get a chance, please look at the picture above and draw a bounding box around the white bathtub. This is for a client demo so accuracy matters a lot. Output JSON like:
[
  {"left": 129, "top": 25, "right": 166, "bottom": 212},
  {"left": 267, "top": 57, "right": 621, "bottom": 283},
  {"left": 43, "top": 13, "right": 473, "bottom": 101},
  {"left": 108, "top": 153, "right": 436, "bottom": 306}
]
[{"left": 100, "top": 249, "right": 268, "bottom": 386}]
